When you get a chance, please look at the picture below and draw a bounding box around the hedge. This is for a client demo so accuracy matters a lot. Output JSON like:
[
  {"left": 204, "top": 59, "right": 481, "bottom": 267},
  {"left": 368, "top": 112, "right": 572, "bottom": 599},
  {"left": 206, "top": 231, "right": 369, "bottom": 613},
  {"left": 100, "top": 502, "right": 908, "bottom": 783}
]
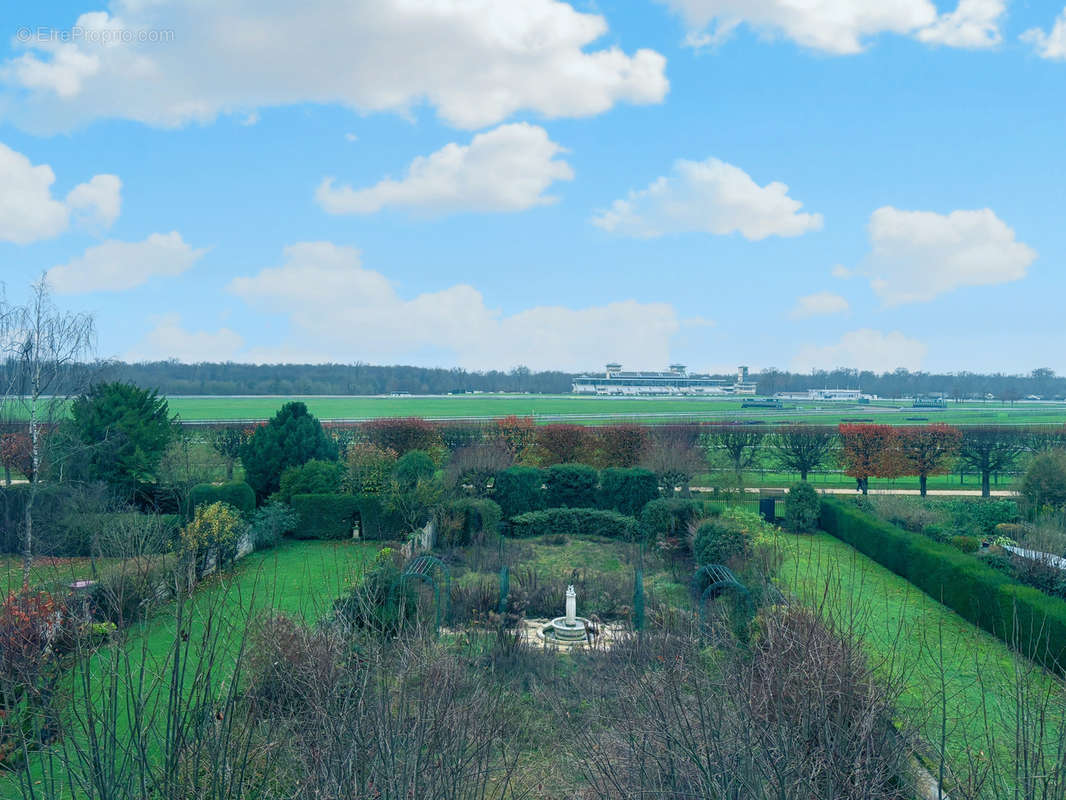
[
  {"left": 493, "top": 467, "right": 545, "bottom": 517},
  {"left": 599, "top": 468, "right": 659, "bottom": 516},
  {"left": 544, "top": 464, "right": 598, "bottom": 508},
  {"left": 640, "top": 498, "right": 707, "bottom": 542},
  {"left": 820, "top": 498, "right": 1066, "bottom": 673},
  {"left": 1, "top": 485, "right": 95, "bottom": 556},
  {"left": 440, "top": 498, "right": 502, "bottom": 545},
  {"left": 187, "top": 481, "right": 256, "bottom": 519},
  {"left": 290, "top": 493, "right": 393, "bottom": 540},
  {"left": 509, "top": 507, "right": 637, "bottom": 540}
]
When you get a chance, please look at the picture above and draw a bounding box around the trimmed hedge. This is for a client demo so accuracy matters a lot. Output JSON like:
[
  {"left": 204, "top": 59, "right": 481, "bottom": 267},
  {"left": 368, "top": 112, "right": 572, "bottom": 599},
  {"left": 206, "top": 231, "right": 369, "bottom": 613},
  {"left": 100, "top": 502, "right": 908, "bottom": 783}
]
[
  {"left": 510, "top": 507, "right": 637, "bottom": 540},
  {"left": 187, "top": 481, "right": 256, "bottom": 519},
  {"left": 544, "top": 464, "right": 598, "bottom": 508},
  {"left": 493, "top": 467, "right": 545, "bottom": 517},
  {"left": 820, "top": 498, "right": 1066, "bottom": 673},
  {"left": 290, "top": 493, "right": 393, "bottom": 541},
  {"left": 599, "top": 467, "right": 659, "bottom": 516}
]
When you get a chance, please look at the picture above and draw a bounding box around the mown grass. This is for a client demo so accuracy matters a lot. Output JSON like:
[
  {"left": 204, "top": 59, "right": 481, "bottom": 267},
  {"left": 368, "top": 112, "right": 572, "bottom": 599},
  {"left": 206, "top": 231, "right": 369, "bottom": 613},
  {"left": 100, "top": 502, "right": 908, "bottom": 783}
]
[
  {"left": 0, "top": 556, "right": 124, "bottom": 595},
  {"left": 778, "top": 531, "right": 1066, "bottom": 786}
]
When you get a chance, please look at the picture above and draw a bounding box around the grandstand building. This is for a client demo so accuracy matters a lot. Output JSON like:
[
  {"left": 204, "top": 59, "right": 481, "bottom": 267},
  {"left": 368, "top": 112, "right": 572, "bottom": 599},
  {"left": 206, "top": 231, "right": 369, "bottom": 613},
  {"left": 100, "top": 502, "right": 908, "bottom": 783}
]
[{"left": 572, "top": 364, "right": 757, "bottom": 396}]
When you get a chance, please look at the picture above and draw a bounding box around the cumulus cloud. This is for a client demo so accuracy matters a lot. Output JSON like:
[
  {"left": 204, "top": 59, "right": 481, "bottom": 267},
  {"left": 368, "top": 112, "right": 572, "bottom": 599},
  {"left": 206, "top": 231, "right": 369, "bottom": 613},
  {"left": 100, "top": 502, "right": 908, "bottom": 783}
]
[
  {"left": 831, "top": 264, "right": 853, "bottom": 279},
  {"left": 125, "top": 313, "right": 244, "bottom": 363},
  {"left": 227, "top": 242, "right": 679, "bottom": 371},
  {"left": 2, "top": 0, "right": 668, "bottom": 132},
  {"left": 592, "top": 157, "right": 822, "bottom": 240},
  {"left": 790, "top": 292, "right": 850, "bottom": 319},
  {"left": 47, "top": 232, "right": 207, "bottom": 293},
  {"left": 792, "top": 329, "right": 928, "bottom": 373},
  {"left": 316, "top": 124, "right": 573, "bottom": 215},
  {"left": 1022, "top": 7, "right": 1066, "bottom": 60},
  {"left": 862, "top": 206, "right": 1036, "bottom": 305},
  {"left": 660, "top": 0, "right": 1003, "bottom": 54},
  {"left": 0, "top": 141, "right": 120, "bottom": 243}
]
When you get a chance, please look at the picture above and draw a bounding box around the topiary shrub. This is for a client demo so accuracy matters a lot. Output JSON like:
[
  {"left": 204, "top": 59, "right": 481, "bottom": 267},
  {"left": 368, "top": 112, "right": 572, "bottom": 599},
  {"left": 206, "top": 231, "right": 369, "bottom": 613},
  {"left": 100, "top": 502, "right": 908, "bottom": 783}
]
[
  {"left": 598, "top": 467, "right": 659, "bottom": 516},
  {"left": 544, "top": 464, "right": 598, "bottom": 508},
  {"left": 187, "top": 481, "right": 256, "bottom": 520},
  {"left": 784, "top": 481, "right": 821, "bottom": 533},
  {"left": 276, "top": 460, "right": 345, "bottom": 503},
  {"left": 509, "top": 507, "right": 637, "bottom": 540},
  {"left": 493, "top": 466, "right": 545, "bottom": 517},
  {"left": 950, "top": 535, "right": 981, "bottom": 553}
]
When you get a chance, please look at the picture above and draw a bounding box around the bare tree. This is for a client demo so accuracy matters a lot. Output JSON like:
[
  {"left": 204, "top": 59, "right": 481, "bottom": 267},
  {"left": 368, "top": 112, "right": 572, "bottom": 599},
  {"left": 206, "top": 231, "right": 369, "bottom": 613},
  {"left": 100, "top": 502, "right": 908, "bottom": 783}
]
[
  {"left": 957, "top": 426, "right": 1027, "bottom": 498},
  {"left": 704, "top": 425, "right": 765, "bottom": 486},
  {"left": 768, "top": 425, "right": 836, "bottom": 481},
  {"left": 1, "top": 278, "right": 94, "bottom": 583}
]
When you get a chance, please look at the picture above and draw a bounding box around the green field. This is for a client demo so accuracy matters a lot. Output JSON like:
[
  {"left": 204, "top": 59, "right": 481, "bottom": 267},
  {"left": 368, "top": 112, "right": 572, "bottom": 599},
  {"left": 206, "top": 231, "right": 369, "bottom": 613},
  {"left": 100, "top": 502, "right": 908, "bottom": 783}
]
[
  {"left": 155, "top": 394, "right": 1066, "bottom": 425},
  {"left": 779, "top": 532, "right": 1066, "bottom": 790}
]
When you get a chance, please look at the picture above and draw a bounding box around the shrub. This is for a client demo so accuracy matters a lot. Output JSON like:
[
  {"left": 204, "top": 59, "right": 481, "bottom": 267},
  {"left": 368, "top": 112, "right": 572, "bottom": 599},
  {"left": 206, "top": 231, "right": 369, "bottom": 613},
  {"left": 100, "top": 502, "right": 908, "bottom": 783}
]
[
  {"left": 1021, "top": 450, "right": 1066, "bottom": 510},
  {"left": 62, "top": 512, "right": 181, "bottom": 557},
  {"left": 784, "top": 481, "right": 820, "bottom": 533},
  {"left": 89, "top": 556, "right": 175, "bottom": 625},
  {"left": 393, "top": 450, "right": 436, "bottom": 489},
  {"left": 437, "top": 498, "right": 502, "bottom": 547},
  {"left": 944, "top": 498, "right": 1018, "bottom": 536},
  {"left": 544, "top": 464, "right": 598, "bottom": 508},
  {"left": 994, "top": 522, "right": 1026, "bottom": 541},
  {"left": 181, "top": 501, "right": 246, "bottom": 573},
  {"left": 249, "top": 500, "right": 298, "bottom": 549},
  {"left": 361, "top": 417, "right": 441, "bottom": 455},
  {"left": 290, "top": 493, "right": 392, "bottom": 540},
  {"left": 493, "top": 466, "right": 545, "bottom": 517},
  {"left": 640, "top": 498, "right": 705, "bottom": 542},
  {"left": 240, "top": 402, "right": 337, "bottom": 500},
  {"left": 693, "top": 519, "right": 750, "bottom": 565},
  {"left": 509, "top": 508, "right": 637, "bottom": 540},
  {"left": 333, "top": 548, "right": 417, "bottom": 635},
  {"left": 922, "top": 524, "right": 948, "bottom": 542},
  {"left": 343, "top": 442, "right": 397, "bottom": 495},
  {"left": 187, "top": 481, "right": 256, "bottom": 519},
  {"left": 950, "top": 535, "right": 980, "bottom": 553},
  {"left": 592, "top": 424, "right": 649, "bottom": 468},
  {"left": 598, "top": 467, "right": 659, "bottom": 516},
  {"left": 276, "top": 459, "right": 345, "bottom": 503},
  {"left": 535, "top": 424, "right": 590, "bottom": 465},
  {"left": 819, "top": 498, "right": 1066, "bottom": 673}
]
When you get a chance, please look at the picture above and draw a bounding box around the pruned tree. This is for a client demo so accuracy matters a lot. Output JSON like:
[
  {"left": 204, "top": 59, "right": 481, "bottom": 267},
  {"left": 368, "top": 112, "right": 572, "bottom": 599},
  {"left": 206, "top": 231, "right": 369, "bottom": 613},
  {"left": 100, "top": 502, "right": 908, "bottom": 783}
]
[
  {"left": 837, "top": 424, "right": 904, "bottom": 495},
  {"left": 768, "top": 425, "right": 836, "bottom": 481},
  {"left": 957, "top": 426, "right": 1027, "bottom": 498},
  {"left": 209, "top": 424, "right": 253, "bottom": 480},
  {"left": 1, "top": 278, "right": 95, "bottom": 583},
  {"left": 592, "top": 424, "right": 649, "bottom": 468},
  {"left": 535, "top": 423, "right": 590, "bottom": 465},
  {"left": 898, "top": 424, "right": 962, "bottom": 497},
  {"left": 640, "top": 427, "right": 706, "bottom": 496},
  {"left": 703, "top": 425, "right": 765, "bottom": 486}
]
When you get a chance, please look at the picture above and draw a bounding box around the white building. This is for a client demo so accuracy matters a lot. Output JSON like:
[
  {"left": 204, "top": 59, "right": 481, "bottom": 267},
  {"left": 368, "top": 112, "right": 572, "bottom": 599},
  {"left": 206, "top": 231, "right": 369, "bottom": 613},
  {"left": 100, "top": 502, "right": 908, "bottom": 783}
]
[
  {"left": 572, "top": 364, "right": 757, "bottom": 396},
  {"left": 774, "top": 388, "right": 868, "bottom": 401}
]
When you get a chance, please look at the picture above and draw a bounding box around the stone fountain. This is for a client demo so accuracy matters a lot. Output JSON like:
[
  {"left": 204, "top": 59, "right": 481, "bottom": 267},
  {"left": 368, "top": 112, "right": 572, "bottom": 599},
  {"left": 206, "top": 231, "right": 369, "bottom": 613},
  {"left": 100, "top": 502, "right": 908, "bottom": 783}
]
[{"left": 539, "top": 585, "right": 592, "bottom": 646}]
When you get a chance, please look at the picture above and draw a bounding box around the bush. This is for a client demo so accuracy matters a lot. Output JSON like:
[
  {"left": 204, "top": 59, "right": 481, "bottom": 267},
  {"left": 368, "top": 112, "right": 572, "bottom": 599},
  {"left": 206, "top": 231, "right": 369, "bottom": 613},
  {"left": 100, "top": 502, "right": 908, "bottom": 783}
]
[
  {"left": 89, "top": 556, "right": 176, "bottom": 625},
  {"left": 187, "top": 481, "right": 256, "bottom": 519},
  {"left": 693, "top": 519, "right": 749, "bottom": 565},
  {"left": 1021, "top": 450, "right": 1066, "bottom": 510},
  {"left": 994, "top": 522, "right": 1026, "bottom": 541},
  {"left": 784, "top": 481, "right": 820, "bottom": 533},
  {"left": 544, "top": 464, "right": 598, "bottom": 508},
  {"left": 61, "top": 512, "right": 181, "bottom": 557},
  {"left": 598, "top": 467, "right": 659, "bottom": 516},
  {"left": 437, "top": 498, "right": 502, "bottom": 547},
  {"left": 493, "top": 467, "right": 545, "bottom": 517},
  {"left": 249, "top": 500, "right": 298, "bottom": 549},
  {"left": 944, "top": 498, "right": 1018, "bottom": 536},
  {"left": 509, "top": 507, "right": 637, "bottom": 540},
  {"left": 333, "top": 548, "right": 417, "bottom": 635},
  {"left": 361, "top": 417, "right": 441, "bottom": 455},
  {"left": 240, "top": 402, "right": 337, "bottom": 500},
  {"left": 951, "top": 535, "right": 981, "bottom": 553},
  {"left": 640, "top": 498, "right": 705, "bottom": 542},
  {"left": 181, "top": 502, "right": 246, "bottom": 574},
  {"left": 820, "top": 498, "right": 1066, "bottom": 673},
  {"left": 343, "top": 441, "right": 398, "bottom": 495},
  {"left": 393, "top": 450, "right": 436, "bottom": 489},
  {"left": 291, "top": 493, "right": 392, "bottom": 540},
  {"left": 276, "top": 459, "right": 345, "bottom": 503},
  {"left": 922, "top": 524, "right": 948, "bottom": 542}
]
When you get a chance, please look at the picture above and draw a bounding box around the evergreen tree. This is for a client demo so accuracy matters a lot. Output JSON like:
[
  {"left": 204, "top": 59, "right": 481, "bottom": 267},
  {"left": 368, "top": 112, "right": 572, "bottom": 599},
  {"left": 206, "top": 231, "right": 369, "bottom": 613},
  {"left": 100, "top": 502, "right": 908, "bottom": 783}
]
[{"left": 240, "top": 401, "right": 337, "bottom": 500}]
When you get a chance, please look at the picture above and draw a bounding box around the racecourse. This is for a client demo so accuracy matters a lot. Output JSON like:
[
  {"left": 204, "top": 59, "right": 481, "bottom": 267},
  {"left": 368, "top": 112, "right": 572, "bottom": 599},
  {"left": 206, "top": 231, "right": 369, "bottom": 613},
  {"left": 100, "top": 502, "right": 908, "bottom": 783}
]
[{"left": 159, "top": 394, "right": 1066, "bottom": 425}]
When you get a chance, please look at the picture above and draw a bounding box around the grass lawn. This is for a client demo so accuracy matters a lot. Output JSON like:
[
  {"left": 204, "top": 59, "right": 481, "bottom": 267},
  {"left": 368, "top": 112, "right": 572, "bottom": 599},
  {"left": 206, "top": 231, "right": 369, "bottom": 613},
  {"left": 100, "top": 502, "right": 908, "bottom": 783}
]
[
  {"left": 1, "top": 539, "right": 380, "bottom": 799},
  {"left": 778, "top": 531, "right": 1066, "bottom": 789},
  {"left": 1, "top": 556, "right": 124, "bottom": 595}
]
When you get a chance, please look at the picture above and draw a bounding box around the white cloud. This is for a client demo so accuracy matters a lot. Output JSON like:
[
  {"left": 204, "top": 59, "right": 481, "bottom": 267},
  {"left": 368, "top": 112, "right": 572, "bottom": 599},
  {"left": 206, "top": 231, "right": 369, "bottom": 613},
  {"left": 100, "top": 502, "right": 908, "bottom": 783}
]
[
  {"left": 660, "top": 0, "right": 1003, "bottom": 54},
  {"left": 0, "top": 141, "right": 119, "bottom": 243},
  {"left": 47, "top": 232, "right": 207, "bottom": 293},
  {"left": 345, "top": 133, "right": 358, "bottom": 143},
  {"left": 125, "top": 313, "right": 244, "bottom": 363},
  {"left": 831, "top": 264, "right": 853, "bottom": 279},
  {"left": 2, "top": 0, "right": 668, "bottom": 132},
  {"left": 1022, "top": 7, "right": 1066, "bottom": 60},
  {"left": 790, "top": 292, "right": 850, "bottom": 319},
  {"left": 592, "top": 157, "right": 822, "bottom": 240},
  {"left": 862, "top": 206, "right": 1036, "bottom": 305},
  {"left": 916, "top": 0, "right": 1004, "bottom": 48},
  {"left": 227, "top": 242, "right": 679, "bottom": 371},
  {"left": 792, "top": 329, "right": 928, "bottom": 372},
  {"left": 64, "top": 173, "right": 122, "bottom": 230},
  {"left": 316, "top": 123, "right": 573, "bottom": 215}
]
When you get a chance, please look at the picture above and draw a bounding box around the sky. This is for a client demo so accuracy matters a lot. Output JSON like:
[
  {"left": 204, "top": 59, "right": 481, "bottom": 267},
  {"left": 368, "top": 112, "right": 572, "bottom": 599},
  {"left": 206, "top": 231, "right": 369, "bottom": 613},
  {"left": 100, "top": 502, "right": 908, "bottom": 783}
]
[{"left": 0, "top": 0, "right": 1064, "bottom": 376}]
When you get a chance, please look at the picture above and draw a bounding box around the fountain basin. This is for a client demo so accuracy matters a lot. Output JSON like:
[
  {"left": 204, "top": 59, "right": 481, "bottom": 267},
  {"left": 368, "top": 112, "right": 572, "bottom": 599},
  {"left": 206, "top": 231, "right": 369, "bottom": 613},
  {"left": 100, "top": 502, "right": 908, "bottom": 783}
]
[{"left": 540, "top": 616, "right": 592, "bottom": 646}]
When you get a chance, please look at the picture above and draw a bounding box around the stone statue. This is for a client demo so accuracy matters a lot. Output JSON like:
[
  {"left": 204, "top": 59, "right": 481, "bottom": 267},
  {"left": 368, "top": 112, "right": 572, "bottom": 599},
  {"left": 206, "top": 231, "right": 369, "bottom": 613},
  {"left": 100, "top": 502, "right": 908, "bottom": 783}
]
[{"left": 565, "top": 584, "right": 576, "bottom": 626}]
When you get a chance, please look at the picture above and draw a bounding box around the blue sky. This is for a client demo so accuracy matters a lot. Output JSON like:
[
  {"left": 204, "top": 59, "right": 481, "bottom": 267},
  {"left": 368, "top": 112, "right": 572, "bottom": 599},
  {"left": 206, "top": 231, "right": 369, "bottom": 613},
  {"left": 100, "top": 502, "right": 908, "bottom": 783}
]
[{"left": 0, "top": 0, "right": 1064, "bottom": 375}]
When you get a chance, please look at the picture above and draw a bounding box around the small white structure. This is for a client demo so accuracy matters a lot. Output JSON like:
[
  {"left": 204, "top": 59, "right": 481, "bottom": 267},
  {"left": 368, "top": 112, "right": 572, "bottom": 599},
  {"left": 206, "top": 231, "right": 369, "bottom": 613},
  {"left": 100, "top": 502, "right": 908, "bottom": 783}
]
[{"left": 540, "top": 584, "right": 592, "bottom": 646}]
